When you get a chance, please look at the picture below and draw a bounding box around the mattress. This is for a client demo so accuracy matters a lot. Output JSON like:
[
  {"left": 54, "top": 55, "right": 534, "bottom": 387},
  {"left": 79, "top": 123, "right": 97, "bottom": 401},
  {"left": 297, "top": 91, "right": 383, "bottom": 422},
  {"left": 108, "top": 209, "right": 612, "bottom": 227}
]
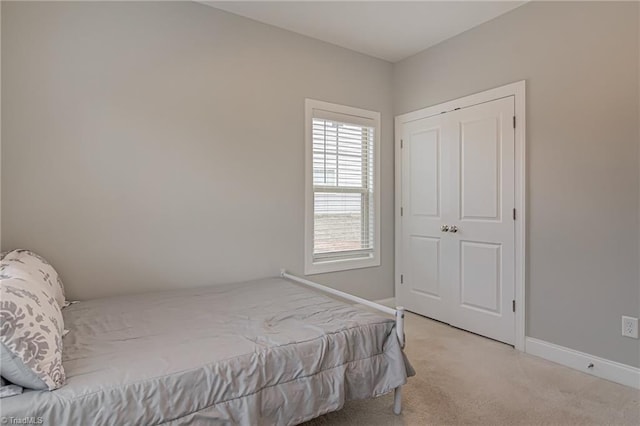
[{"left": 0, "top": 277, "right": 414, "bottom": 425}]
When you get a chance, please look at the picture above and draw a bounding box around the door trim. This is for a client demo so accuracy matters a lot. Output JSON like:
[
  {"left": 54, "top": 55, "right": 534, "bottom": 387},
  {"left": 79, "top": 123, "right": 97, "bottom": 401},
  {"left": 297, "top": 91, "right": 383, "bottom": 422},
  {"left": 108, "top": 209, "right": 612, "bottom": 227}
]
[{"left": 395, "top": 81, "right": 526, "bottom": 351}]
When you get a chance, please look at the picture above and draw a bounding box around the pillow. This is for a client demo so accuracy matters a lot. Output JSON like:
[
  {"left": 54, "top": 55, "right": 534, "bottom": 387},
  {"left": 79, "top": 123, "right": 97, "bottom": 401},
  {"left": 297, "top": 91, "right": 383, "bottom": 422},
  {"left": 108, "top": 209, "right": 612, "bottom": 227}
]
[
  {"left": 0, "top": 377, "right": 23, "bottom": 398},
  {"left": 1, "top": 249, "right": 66, "bottom": 308},
  {"left": 0, "top": 258, "right": 66, "bottom": 390}
]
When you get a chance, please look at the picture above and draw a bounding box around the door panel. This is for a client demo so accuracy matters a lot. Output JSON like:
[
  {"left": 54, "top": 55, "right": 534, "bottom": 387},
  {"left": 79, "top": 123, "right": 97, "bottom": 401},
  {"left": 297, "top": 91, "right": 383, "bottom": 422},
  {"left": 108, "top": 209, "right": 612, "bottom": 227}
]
[
  {"left": 409, "top": 129, "right": 440, "bottom": 217},
  {"left": 398, "top": 116, "right": 451, "bottom": 323},
  {"left": 460, "top": 241, "right": 501, "bottom": 314},
  {"left": 398, "top": 95, "right": 515, "bottom": 345},
  {"left": 460, "top": 117, "right": 500, "bottom": 221},
  {"left": 408, "top": 236, "right": 440, "bottom": 298}
]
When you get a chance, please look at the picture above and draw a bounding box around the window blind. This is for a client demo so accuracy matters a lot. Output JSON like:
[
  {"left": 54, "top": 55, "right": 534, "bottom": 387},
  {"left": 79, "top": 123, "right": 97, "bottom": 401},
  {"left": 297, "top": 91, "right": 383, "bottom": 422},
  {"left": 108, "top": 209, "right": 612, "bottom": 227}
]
[{"left": 312, "top": 116, "right": 375, "bottom": 262}]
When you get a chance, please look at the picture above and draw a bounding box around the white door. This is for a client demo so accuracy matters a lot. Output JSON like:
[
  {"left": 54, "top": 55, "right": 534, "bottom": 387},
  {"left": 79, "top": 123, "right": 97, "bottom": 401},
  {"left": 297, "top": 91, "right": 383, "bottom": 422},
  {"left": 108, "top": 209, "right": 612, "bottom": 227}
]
[
  {"left": 398, "top": 96, "right": 516, "bottom": 345},
  {"left": 397, "top": 113, "right": 453, "bottom": 324}
]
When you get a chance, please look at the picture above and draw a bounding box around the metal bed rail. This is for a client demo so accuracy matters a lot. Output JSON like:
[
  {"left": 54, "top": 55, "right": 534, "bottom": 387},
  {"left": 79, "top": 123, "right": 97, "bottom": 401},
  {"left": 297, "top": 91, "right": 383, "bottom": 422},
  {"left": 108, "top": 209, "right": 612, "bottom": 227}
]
[{"left": 280, "top": 269, "right": 406, "bottom": 415}]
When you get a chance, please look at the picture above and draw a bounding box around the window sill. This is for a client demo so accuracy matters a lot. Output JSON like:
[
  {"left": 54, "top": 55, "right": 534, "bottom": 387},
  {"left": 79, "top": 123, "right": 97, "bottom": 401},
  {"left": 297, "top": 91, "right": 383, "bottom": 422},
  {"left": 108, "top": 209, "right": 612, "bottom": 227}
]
[{"left": 304, "top": 256, "right": 380, "bottom": 275}]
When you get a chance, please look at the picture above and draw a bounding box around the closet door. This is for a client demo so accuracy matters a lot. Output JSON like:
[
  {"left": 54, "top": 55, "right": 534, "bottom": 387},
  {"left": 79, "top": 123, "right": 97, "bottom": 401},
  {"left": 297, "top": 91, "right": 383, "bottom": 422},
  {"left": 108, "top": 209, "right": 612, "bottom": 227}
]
[
  {"left": 447, "top": 97, "right": 515, "bottom": 344},
  {"left": 397, "top": 96, "right": 516, "bottom": 345},
  {"left": 397, "top": 113, "right": 455, "bottom": 324}
]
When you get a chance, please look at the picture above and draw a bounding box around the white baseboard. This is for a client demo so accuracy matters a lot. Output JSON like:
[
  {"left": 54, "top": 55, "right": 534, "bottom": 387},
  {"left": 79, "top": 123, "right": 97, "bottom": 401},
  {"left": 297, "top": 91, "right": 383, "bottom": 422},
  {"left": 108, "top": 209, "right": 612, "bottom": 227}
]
[{"left": 525, "top": 337, "right": 640, "bottom": 389}]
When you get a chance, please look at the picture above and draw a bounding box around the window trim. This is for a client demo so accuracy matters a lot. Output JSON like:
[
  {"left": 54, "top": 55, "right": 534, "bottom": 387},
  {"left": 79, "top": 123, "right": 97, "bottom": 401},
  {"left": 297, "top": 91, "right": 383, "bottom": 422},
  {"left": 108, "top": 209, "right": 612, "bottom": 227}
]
[{"left": 304, "top": 99, "right": 381, "bottom": 275}]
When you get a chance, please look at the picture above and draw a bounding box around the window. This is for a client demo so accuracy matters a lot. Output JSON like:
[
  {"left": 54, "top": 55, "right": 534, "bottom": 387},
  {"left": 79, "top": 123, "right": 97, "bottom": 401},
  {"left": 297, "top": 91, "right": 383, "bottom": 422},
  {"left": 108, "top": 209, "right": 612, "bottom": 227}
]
[{"left": 305, "top": 99, "right": 380, "bottom": 275}]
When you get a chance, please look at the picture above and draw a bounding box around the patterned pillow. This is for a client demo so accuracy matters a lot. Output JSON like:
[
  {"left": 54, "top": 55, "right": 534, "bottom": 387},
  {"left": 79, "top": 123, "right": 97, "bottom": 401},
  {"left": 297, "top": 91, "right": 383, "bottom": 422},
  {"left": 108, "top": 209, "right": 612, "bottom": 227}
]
[
  {"left": 0, "top": 257, "right": 66, "bottom": 390},
  {"left": 1, "top": 250, "right": 66, "bottom": 308}
]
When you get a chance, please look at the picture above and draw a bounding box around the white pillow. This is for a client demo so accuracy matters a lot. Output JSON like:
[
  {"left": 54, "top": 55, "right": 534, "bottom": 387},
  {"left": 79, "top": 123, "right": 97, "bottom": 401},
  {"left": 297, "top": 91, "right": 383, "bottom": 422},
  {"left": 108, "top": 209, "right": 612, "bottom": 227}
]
[
  {"left": 0, "top": 252, "right": 66, "bottom": 390},
  {"left": 1, "top": 250, "right": 66, "bottom": 308}
]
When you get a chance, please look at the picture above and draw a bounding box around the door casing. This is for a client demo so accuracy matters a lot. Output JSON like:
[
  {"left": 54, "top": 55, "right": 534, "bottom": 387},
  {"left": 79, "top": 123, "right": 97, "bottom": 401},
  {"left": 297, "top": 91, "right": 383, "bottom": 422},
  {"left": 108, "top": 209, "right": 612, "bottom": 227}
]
[{"left": 394, "top": 81, "right": 526, "bottom": 351}]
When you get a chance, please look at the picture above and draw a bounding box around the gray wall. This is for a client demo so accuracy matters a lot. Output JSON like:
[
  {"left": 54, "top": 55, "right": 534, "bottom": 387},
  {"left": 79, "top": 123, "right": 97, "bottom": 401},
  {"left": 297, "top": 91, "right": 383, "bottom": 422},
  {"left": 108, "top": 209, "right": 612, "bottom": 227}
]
[
  {"left": 1, "top": 1, "right": 394, "bottom": 301},
  {"left": 394, "top": 1, "right": 640, "bottom": 367}
]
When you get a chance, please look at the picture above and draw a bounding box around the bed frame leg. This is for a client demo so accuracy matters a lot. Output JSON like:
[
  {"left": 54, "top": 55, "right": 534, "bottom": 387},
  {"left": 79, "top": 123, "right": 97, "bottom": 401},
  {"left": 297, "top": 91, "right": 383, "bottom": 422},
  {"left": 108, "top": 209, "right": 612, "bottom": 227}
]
[
  {"left": 395, "top": 307, "right": 405, "bottom": 349},
  {"left": 393, "top": 386, "right": 402, "bottom": 415},
  {"left": 393, "top": 307, "right": 406, "bottom": 415}
]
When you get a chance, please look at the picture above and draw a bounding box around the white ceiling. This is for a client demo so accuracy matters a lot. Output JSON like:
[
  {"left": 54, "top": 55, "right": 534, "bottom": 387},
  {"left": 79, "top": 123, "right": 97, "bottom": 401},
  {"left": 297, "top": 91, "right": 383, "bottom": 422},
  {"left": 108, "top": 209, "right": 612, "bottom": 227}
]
[{"left": 205, "top": 1, "right": 526, "bottom": 63}]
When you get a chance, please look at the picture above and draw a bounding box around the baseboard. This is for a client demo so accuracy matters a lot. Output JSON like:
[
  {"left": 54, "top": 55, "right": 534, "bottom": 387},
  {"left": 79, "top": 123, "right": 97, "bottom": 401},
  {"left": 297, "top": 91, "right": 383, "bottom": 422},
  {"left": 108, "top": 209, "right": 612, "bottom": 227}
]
[{"left": 525, "top": 337, "right": 640, "bottom": 389}]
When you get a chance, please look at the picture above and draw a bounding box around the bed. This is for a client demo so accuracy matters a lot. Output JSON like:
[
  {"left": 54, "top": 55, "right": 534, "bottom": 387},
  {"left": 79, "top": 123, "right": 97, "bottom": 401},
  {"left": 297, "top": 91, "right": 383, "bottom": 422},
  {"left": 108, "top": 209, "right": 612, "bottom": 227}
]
[{"left": 1, "top": 271, "right": 414, "bottom": 425}]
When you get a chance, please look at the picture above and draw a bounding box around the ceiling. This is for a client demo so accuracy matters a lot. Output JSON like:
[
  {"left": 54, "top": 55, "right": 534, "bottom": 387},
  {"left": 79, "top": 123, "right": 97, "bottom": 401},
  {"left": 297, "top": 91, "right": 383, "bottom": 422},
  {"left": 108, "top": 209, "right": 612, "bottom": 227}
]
[{"left": 205, "top": 1, "right": 526, "bottom": 63}]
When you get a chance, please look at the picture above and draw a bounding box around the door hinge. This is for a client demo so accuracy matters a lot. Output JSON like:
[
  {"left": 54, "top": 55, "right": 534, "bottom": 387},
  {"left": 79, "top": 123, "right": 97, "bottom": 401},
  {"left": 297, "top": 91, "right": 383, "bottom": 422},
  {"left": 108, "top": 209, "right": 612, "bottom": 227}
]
[
  {"left": 512, "top": 300, "right": 516, "bottom": 312},
  {"left": 513, "top": 116, "right": 516, "bottom": 129},
  {"left": 400, "top": 274, "right": 404, "bottom": 284},
  {"left": 400, "top": 139, "right": 403, "bottom": 149},
  {"left": 512, "top": 208, "right": 516, "bottom": 220},
  {"left": 400, "top": 207, "right": 404, "bottom": 217}
]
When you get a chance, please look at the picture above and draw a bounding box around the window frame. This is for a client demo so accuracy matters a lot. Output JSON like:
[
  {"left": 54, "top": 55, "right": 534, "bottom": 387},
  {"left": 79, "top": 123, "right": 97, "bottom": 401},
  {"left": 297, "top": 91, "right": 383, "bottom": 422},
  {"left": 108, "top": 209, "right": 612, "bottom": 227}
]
[{"left": 304, "top": 99, "right": 381, "bottom": 275}]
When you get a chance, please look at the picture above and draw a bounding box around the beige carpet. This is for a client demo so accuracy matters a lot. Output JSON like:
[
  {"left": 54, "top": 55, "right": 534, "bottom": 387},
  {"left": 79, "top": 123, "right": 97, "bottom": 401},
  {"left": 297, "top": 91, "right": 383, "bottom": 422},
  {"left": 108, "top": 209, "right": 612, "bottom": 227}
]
[{"left": 303, "top": 312, "right": 640, "bottom": 425}]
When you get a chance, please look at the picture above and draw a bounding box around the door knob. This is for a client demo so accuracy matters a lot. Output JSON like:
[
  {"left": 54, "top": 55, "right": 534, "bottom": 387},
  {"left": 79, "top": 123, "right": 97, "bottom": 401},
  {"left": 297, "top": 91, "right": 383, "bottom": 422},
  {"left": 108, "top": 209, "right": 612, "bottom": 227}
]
[
  {"left": 449, "top": 226, "right": 458, "bottom": 233},
  {"left": 441, "top": 225, "right": 450, "bottom": 232}
]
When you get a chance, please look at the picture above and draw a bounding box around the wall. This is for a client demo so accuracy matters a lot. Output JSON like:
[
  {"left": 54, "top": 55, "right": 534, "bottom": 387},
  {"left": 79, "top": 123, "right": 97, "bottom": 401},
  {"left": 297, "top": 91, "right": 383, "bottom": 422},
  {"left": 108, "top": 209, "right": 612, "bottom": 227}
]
[
  {"left": 1, "top": 1, "right": 394, "bottom": 301},
  {"left": 394, "top": 1, "right": 640, "bottom": 368}
]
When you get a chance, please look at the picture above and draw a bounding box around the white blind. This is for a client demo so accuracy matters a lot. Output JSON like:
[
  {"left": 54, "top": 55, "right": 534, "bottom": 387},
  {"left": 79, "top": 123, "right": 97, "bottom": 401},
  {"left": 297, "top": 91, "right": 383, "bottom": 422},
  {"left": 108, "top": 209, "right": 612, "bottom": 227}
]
[{"left": 312, "top": 116, "right": 375, "bottom": 261}]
